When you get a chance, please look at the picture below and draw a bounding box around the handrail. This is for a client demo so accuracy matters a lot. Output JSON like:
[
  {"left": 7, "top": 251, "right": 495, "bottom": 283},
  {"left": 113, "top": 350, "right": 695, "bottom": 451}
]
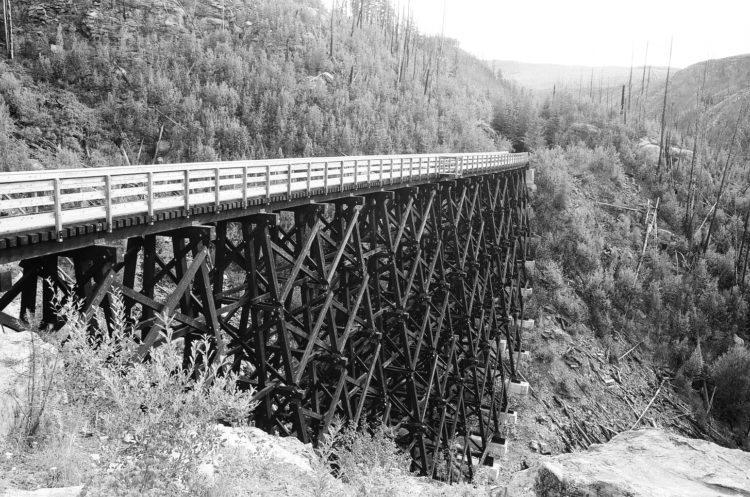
[{"left": 0, "top": 152, "right": 528, "bottom": 239}]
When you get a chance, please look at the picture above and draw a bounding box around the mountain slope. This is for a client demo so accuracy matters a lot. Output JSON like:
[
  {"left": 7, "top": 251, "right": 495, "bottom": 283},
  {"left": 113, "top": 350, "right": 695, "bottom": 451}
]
[
  {"left": 489, "top": 60, "right": 672, "bottom": 92},
  {"left": 1, "top": 0, "right": 514, "bottom": 172},
  {"left": 646, "top": 54, "right": 750, "bottom": 137}
]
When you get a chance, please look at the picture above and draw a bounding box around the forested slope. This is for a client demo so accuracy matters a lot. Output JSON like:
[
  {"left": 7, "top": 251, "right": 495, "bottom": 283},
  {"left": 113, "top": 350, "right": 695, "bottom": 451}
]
[
  {"left": 522, "top": 66, "right": 750, "bottom": 448},
  {"left": 1, "top": 0, "right": 514, "bottom": 173}
]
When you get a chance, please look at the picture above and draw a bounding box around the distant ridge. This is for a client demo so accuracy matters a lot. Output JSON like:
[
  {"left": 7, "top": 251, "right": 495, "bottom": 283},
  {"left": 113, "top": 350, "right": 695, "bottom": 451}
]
[
  {"left": 488, "top": 60, "right": 674, "bottom": 92},
  {"left": 644, "top": 53, "right": 750, "bottom": 138}
]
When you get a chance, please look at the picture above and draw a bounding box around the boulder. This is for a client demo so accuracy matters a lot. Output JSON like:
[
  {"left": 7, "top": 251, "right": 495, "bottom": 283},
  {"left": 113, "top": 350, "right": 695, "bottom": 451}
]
[
  {"left": 199, "top": 425, "right": 318, "bottom": 483},
  {"left": 505, "top": 429, "right": 750, "bottom": 497},
  {"left": 0, "top": 330, "right": 58, "bottom": 441}
]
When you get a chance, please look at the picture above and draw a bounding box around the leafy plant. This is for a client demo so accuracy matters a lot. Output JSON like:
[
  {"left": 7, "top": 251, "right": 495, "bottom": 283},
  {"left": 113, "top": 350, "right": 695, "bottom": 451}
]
[{"left": 58, "top": 289, "right": 257, "bottom": 495}]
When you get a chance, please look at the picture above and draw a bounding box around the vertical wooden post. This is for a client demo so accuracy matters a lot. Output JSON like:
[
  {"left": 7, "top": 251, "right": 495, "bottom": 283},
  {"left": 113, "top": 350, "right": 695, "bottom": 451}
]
[
  {"left": 265, "top": 164, "right": 271, "bottom": 203},
  {"left": 141, "top": 234, "right": 157, "bottom": 324},
  {"left": 41, "top": 255, "right": 58, "bottom": 325},
  {"left": 242, "top": 166, "right": 248, "bottom": 208},
  {"left": 287, "top": 163, "right": 293, "bottom": 200},
  {"left": 53, "top": 178, "right": 63, "bottom": 241},
  {"left": 105, "top": 175, "right": 113, "bottom": 232},
  {"left": 147, "top": 172, "right": 154, "bottom": 224},
  {"left": 214, "top": 167, "right": 221, "bottom": 212},
  {"left": 306, "top": 162, "right": 312, "bottom": 196},
  {"left": 19, "top": 261, "right": 38, "bottom": 322},
  {"left": 184, "top": 169, "right": 191, "bottom": 218}
]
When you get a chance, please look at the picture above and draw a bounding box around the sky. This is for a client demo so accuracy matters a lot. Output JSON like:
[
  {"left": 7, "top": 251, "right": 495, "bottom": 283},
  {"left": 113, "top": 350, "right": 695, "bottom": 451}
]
[{"left": 404, "top": 0, "right": 750, "bottom": 68}]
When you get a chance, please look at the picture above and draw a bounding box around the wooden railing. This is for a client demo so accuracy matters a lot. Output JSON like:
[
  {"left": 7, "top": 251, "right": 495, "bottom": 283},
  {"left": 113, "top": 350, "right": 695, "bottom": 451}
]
[{"left": 0, "top": 152, "right": 528, "bottom": 238}]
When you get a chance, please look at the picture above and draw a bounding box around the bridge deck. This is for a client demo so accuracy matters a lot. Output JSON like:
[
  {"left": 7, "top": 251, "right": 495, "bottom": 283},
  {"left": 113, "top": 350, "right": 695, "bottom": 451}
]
[{"left": 0, "top": 152, "right": 528, "bottom": 262}]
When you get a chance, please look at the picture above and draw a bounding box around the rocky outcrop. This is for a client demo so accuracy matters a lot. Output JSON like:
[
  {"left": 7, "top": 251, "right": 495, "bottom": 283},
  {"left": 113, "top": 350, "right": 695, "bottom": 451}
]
[
  {"left": 505, "top": 429, "right": 750, "bottom": 497},
  {"left": 0, "top": 330, "right": 58, "bottom": 441},
  {"left": 3, "top": 486, "right": 83, "bottom": 497},
  {"left": 636, "top": 138, "right": 693, "bottom": 164},
  {"left": 198, "top": 424, "right": 319, "bottom": 482}
]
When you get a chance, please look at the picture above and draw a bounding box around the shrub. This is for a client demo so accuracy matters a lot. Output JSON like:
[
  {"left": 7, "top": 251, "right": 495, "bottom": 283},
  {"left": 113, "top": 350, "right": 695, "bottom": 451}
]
[
  {"left": 709, "top": 346, "right": 750, "bottom": 428},
  {"left": 58, "top": 290, "right": 257, "bottom": 495},
  {"left": 317, "top": 419, "right": 409, "bottom": 482}
]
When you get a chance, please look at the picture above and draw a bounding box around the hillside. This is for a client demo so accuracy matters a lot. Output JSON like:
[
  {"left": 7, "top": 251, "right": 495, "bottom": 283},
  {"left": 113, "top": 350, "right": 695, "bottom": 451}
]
[
  {"left": 0, "top": 0, "right": 515, "bottom": 173},
  {"left": 645, "top": 53, "right": 750, "bottom": 142},
  {"left": 489, "top": 60, "right": 672, "bottom": 93}
]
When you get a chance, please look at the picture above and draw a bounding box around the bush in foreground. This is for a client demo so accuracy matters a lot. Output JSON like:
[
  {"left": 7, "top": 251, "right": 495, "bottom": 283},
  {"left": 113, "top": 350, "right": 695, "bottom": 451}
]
[{"left": 1, "top": 292, "right": 493, "bottom": 496}]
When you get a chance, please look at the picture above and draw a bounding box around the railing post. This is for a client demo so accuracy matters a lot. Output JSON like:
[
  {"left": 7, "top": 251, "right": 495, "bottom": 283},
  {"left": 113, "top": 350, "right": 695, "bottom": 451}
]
[
  {"left": 53, "top": 178, "right": 63, "bottom": 241},
  {"left": 242, "top": 166, "right": 248, "bottom": 208},
  {"left": 354, "top": 160, "right": 359, "bottom": 189},
  {"left": 307, "top": 162, "right": 312, "bottom": 196},
  {"left": 409, "top": 157, "right": 413, "bottom": 181},
  {"left": 340, "top": 160, "right": 344, "bottom": 191},
  {"left": 367, "top": 159, "right": 371, "bottom": 187},
  {"left": 105, "top": 174, "right": 113, "bottom": 233},
  {"left": 400, "top": 157, "right": 404, "bottom": 182},
  {"left": 287, "top": 163, "right": 293, "bottom": 200},
  {"left": 147, "top": 172, "right": 154, "bottom": 224},
  {"left": 214, "top": 167, "right": 221, "bottom": 212},
  {"left": 184, "top": 170, "right": 191, "bottom": 218},
  {"left": 324, "top": 161, "right": 329, "bottom": 195},
  {"left": 266, "top": 164, "right": 271, "bottom": 203},
  {"left": 380, "top": 159, "right": 384, "bottom": 185}
]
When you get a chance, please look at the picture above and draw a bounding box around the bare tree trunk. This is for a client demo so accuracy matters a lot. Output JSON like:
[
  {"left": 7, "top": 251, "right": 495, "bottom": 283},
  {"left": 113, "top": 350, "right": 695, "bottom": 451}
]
[
  {"left": 350, "top": 0, "right": 358, "bottom": 36},
  {"left": 2, "top": 0, "right": 13, "bottom": 60},
  {"left": 1, "top": 0, "right": 6, "bottom": 57},
  {"left": 639, "top": 42, "right": 649, "bottom": 124},
  {"left": 627, "top": 49, "right": 634, "bottom": 119},
  {"left": 738, "top": 210, "right": 749, "bottom": 286},
  {"left": 329, "top": 0, "right": 335, "bottom": 58},
  {"left": 685, "top": 60, "right": 709, "bottom": 242},
  {"left": 431, "top": 0, "right": 445, "bottom": 105},
  {"left": 657, "top": 38, "right": 673, "bottom": 181}
]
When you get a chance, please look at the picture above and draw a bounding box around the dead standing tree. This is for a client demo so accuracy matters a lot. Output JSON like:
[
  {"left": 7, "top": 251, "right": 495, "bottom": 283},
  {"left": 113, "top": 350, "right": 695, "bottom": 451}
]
[
  {"left": 657, "top": 39, "right": 673, "bottom": 181},
  {"left": 684, "top": 60, "right": 710, "bottom": 244},
  {"left": 2, "top": 0, "right": 13, "bottom": 60}
]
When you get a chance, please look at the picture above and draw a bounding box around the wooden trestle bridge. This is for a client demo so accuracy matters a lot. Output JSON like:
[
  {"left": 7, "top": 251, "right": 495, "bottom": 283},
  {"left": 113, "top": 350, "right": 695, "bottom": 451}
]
[{"left": 0, "top": 151, "right": 533, "bottom": 479}]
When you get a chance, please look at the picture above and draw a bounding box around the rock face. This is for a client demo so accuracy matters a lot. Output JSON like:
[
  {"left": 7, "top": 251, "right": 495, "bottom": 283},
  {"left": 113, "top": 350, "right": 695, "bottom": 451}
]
[
  {"left": 217, "top": 425, "right": 317, "bottom": 472},
  {"left": 198, "top": 424, "right": 319, "bottom": 482},
  {"left": 0, "top": 330, "right": 58, "bottom": 441},
  {"left": 505, "top": 429, "right": 750, "bottom": 497},
  {"left": 3, "top": 486, "right": 83, "bottom": 497}
]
